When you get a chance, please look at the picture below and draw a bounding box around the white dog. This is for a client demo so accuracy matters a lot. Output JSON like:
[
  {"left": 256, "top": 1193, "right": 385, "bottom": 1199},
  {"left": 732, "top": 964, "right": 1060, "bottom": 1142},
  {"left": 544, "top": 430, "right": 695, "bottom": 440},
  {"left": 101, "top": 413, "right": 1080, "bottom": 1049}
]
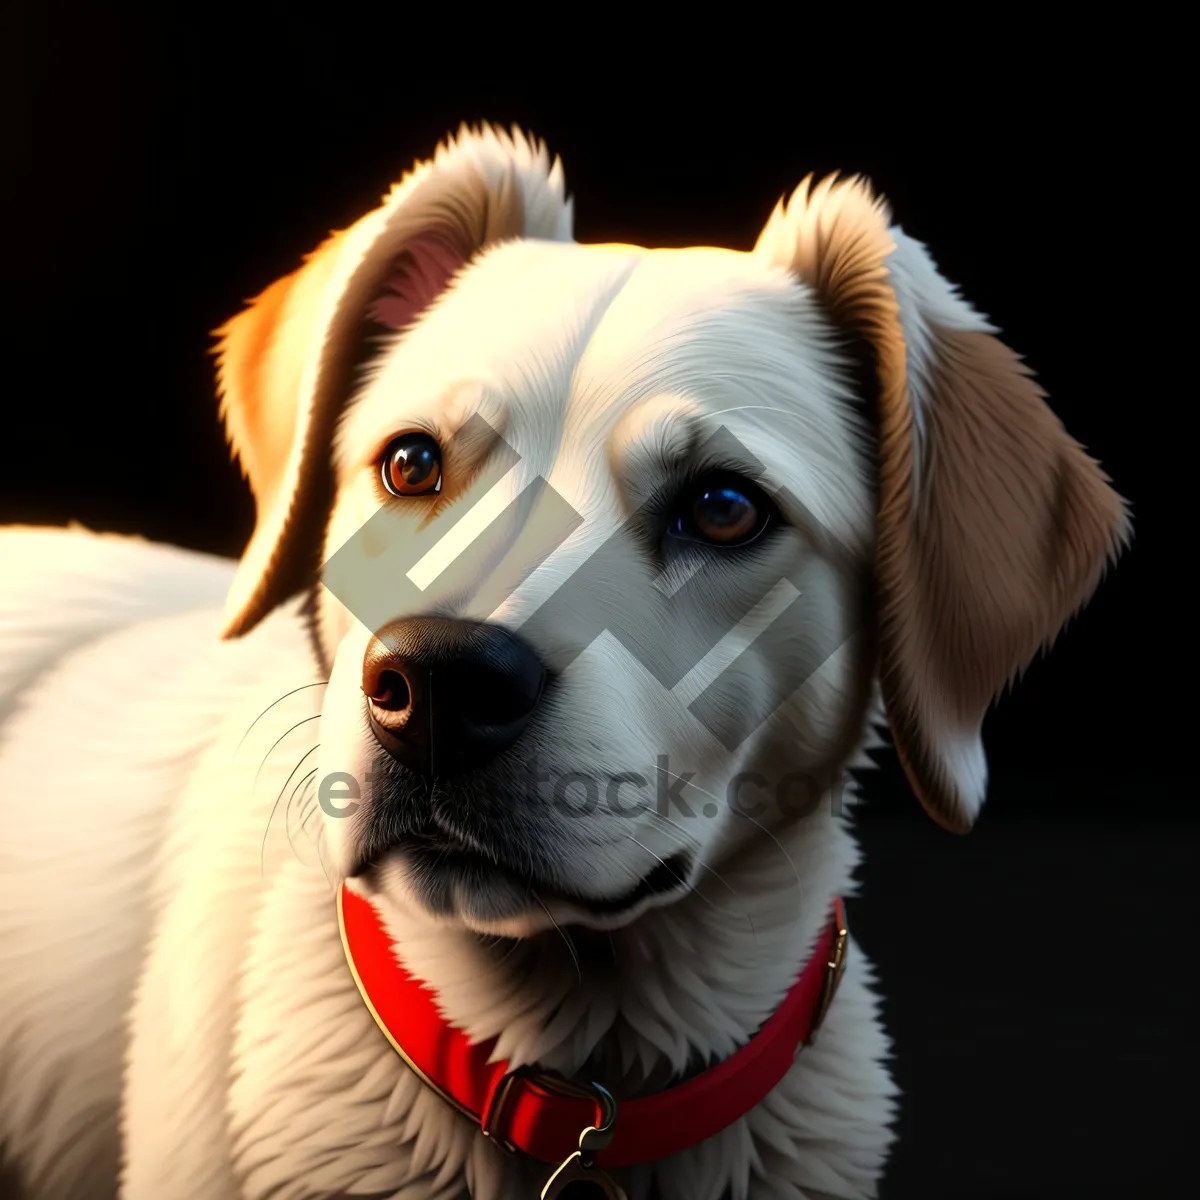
[{"left": 0, "top": 125, "right": 1129, "bottom": 1200}]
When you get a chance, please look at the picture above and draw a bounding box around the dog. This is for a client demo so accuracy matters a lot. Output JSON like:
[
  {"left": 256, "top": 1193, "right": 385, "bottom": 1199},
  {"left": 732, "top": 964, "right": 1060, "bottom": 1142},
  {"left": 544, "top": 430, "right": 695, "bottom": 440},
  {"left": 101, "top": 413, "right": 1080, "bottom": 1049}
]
[{"left": 0, "top": 125, "right": 1129, "bottom": 1200}]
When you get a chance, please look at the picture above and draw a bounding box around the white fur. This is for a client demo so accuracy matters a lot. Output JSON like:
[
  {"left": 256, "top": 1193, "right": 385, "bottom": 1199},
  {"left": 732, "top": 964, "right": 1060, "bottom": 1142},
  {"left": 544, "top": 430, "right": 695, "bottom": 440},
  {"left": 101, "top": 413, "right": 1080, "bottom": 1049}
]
[
  {"left": 3, "top": 129, "right": 1037, "bottom": 1199},
  {"left": 0, "top": 531, "right": 895, "bottom": 1198}
]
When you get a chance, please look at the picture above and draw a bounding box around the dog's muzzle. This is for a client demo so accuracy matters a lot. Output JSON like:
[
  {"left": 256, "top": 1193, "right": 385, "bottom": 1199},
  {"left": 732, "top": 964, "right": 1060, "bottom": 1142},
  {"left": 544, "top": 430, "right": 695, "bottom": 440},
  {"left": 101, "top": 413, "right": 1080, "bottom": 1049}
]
[{"left": 362, "top": 617, "right": 547, "bottom": 777}]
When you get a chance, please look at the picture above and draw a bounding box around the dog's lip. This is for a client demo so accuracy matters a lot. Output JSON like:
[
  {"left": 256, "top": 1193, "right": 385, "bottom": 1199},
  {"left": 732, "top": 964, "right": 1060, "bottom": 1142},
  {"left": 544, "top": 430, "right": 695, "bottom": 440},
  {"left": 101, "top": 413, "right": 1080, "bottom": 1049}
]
[
  {"left": 541, "top": 851, "right": 692, "bottom": 915},
  {"left": 398, "top": 835, "right": 693, "bottom": 916}
]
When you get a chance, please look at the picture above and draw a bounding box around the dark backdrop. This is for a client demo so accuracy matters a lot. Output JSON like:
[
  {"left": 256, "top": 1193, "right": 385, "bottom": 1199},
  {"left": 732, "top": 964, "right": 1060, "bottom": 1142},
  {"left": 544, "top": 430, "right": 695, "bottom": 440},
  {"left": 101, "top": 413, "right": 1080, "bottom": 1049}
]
[{"left": 2, "top": 8, "right": 1190, "bottom": 1198}]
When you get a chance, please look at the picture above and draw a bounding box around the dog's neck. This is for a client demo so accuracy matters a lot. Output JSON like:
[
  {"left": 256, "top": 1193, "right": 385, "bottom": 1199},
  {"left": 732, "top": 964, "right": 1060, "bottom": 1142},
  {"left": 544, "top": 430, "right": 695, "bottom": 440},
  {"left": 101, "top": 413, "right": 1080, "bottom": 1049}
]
[{"left": 359, "top": 782, "right": 862, "bottom": 1100}]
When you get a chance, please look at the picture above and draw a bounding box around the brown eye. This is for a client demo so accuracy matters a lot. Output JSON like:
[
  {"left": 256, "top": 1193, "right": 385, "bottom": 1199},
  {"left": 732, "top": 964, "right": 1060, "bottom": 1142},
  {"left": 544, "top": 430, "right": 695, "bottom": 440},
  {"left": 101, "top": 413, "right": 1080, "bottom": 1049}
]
[
  {"left": 692, "top": 485, "right": 759, "bottom": 543},
  {"left": 381, "top": 433, "right": 442, "bottom": 497},
  {"left": 667, "top": 474, "right": 775, "bottom": 548}
]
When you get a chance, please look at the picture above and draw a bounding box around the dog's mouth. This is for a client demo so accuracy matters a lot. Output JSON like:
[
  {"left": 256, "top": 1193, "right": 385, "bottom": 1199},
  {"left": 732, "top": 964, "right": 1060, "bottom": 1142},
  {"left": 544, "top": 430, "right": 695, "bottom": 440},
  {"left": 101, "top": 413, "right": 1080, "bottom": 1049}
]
[
  {"left": 361, "top": 831, "right": 692, "bottom": 925},
  {"left": 421, "top": 840, "right": 690, "bottom": 913}
]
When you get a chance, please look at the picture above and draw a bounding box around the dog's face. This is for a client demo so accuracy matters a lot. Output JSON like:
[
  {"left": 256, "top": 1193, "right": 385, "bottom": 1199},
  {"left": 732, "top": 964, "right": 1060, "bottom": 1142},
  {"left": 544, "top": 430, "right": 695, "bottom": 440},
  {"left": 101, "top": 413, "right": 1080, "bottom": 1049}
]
[
  {"left": 316, "top": 240, "right": 874, "bottom": 935},
  {"left": 214, "top": 127, "right": 1129, "bottom": 938}
]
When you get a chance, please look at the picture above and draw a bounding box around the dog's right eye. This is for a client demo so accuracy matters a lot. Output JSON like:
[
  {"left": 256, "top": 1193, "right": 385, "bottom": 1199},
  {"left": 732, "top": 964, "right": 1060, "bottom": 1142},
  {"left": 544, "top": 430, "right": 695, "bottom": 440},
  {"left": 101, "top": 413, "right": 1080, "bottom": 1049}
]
[
  {"left": 380, "top": 433, "right": 442, "bottom": 497},
  {"left": 666, "top": 472, "right": 777, "bottom": 549}
]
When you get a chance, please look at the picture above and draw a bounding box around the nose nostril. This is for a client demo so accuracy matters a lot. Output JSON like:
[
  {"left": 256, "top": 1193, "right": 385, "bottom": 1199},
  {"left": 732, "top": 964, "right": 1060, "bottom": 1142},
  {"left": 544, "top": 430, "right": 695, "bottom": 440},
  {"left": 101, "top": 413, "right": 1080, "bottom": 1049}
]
[
  {"left": 367, "top": 669, "right": 411, "bottom": 713},
  {"left": 363, "top": 618, "right": 547, "bottom": 775}
]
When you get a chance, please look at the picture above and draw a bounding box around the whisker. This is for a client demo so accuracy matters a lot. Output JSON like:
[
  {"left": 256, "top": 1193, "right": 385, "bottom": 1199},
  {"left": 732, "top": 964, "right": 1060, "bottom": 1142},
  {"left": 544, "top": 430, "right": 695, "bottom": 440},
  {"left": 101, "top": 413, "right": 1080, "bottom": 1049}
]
[
  {"left": 236, "top": 682, "right": 329, "bottom": 756},
  {"left": 623, "top": 833, "right": 692, "bottom": 891},
  {"left": 493, "top": 936, "right": 525, "bottom": 969},
  {"left": 284, "top": 767, "right": 320, "bottom": 865},
  {"left": 476, "top": 929, "right": 524, "bottom": 972},
  {"left": 254, "top": 715, "right": 322, "bottom": 790},
  {"left": 315, "top": 829, "right": 338, "bottom": 891},
  {"left": 698, "top": 405, "right": 808, "bottom": 422},
  {"left": 302, "top": 772, "right": 328, "bottom": 877},
  {"left": 640, "top": 809, "right": 741, "bottom": 897},
  {"left": 261, "top": 744, "right": 320, "bottom": 880},
  {"left": 638, "top": 807, "right": 700, "bottom": 847},
  {"left": 530, "top": 891, "right": 582, "bottom": 987},
  {"left": 656, "top": 765, "right": 801, "bottom": 891},
  {"left": 721, "top": 805, "right": 801, "bottom": 891},
  {"left": 295, "top": 779, "right": 322, "bottom": 837},
  {"left": 298, "top": 792, "right": 339, "bottom": 891},
  {"left": 623, "top": 832, "right": 755, "bottom": 942}
]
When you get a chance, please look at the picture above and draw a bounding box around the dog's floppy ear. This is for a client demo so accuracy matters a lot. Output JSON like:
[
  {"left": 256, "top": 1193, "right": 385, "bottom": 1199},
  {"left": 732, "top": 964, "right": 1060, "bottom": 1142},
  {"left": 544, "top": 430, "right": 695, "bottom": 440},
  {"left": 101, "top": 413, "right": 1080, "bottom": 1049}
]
[
  {"left": 213, "top": 125, "right": 573, "bottom": 639},
  {"left": 756, "top": 177, "right": 1131, "bottom": 832}
]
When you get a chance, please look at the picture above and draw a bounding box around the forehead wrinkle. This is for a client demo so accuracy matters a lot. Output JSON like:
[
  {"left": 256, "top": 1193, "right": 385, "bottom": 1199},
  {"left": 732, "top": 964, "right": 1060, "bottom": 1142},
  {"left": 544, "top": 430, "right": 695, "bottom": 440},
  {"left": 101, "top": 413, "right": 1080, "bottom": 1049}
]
[
  {"left": 556, "top": 250, "right": 871, "bottom": 551},
  {"left": 604, "top": 394, "right": 702, "bottom": 518},
  {"left": 565, "top": 252, "right": 823, "bottom": 431},
  {"left": 533, "top": 253, "right": 779, "bottom": 512},
  {"left": 616, "top": 395, "right": 698, "bottom": 467}
]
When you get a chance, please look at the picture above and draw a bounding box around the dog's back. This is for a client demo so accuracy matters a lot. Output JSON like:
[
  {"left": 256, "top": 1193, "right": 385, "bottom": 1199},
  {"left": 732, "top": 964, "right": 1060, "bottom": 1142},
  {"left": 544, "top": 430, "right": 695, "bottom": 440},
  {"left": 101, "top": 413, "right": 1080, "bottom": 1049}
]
[{"left": 0, "top": 527, "right": 236, "bottom": 1197}]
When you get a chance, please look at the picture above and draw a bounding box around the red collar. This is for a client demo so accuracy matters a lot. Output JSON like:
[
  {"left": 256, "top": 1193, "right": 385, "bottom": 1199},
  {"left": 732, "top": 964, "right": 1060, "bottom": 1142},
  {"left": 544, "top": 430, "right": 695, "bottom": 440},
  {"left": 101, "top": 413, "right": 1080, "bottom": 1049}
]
[{"left": 337, "top": 883, "right": 847, "bottom": 1172}]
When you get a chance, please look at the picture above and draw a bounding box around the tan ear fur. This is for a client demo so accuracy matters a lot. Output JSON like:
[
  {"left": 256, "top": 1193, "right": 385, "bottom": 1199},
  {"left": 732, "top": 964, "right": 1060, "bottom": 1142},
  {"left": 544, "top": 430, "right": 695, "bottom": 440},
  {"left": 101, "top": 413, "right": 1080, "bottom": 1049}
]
[
  {"left": 212, "top": 125, "right": 573, "bottom": 639},
  {"left": 756, "top": 176, "right": 1131, "bottom": 830},
  {"left": 213, "top": 228, "right": 349, "bottom": 623}
]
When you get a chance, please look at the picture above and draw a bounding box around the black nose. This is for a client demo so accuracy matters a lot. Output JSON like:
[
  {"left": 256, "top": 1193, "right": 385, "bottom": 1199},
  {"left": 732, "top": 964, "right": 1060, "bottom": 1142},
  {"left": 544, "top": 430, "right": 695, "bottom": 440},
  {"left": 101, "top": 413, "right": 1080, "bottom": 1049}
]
[{"left": 362, "top": 617, "right": 547, "bottom": 777}]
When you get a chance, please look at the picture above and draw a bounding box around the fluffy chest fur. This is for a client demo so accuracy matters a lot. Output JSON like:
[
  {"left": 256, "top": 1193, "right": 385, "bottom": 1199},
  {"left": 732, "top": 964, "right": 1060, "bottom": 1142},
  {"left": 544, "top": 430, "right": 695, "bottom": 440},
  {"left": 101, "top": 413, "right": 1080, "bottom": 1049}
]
[{"left": 6, "top": 589, "right": 891, "bottom": 1200}]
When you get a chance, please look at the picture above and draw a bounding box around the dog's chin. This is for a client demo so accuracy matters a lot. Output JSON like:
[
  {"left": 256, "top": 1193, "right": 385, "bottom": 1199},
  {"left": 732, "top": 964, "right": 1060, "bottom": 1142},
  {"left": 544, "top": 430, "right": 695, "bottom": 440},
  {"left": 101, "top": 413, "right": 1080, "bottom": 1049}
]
[{"left": 359, "top": 841, "right": 694, "bottom": 937}]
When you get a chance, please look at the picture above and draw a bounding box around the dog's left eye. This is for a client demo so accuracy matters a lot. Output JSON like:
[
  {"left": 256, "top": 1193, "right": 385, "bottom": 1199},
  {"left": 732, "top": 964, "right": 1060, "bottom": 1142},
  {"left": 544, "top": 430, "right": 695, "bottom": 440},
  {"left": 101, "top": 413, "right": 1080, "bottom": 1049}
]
[
  {"left": 380, "top": 432, "right": 442, "bottom": 497},
  {"left": 668, "top": 474, "right": 775, "bottom": 547}
]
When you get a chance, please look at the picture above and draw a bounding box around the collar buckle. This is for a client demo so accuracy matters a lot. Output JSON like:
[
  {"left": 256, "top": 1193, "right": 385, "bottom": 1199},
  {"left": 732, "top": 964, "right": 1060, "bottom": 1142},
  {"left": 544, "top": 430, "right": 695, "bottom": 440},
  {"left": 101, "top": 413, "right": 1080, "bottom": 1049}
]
[
  {"left": 807, "top": 897, "right": 849, "bottom": 1042},
  {"left": 481, "top": 1068, "right": 618, "bottom": 1157}
]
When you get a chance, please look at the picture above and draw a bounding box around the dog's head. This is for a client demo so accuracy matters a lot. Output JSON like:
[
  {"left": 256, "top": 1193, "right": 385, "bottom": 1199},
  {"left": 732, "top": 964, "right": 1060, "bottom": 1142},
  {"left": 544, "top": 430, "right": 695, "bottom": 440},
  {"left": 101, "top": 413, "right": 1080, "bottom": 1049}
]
[{"left": 215, "top": 126, "right": 1129, "bottom": 936}]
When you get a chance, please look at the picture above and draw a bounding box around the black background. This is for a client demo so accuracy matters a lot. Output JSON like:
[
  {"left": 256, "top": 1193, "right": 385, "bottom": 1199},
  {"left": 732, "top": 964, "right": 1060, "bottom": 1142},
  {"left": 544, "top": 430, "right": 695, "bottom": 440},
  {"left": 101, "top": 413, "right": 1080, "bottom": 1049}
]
[{"left": 2, "top": 7, "right": 1190, "bottom": 1198}]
